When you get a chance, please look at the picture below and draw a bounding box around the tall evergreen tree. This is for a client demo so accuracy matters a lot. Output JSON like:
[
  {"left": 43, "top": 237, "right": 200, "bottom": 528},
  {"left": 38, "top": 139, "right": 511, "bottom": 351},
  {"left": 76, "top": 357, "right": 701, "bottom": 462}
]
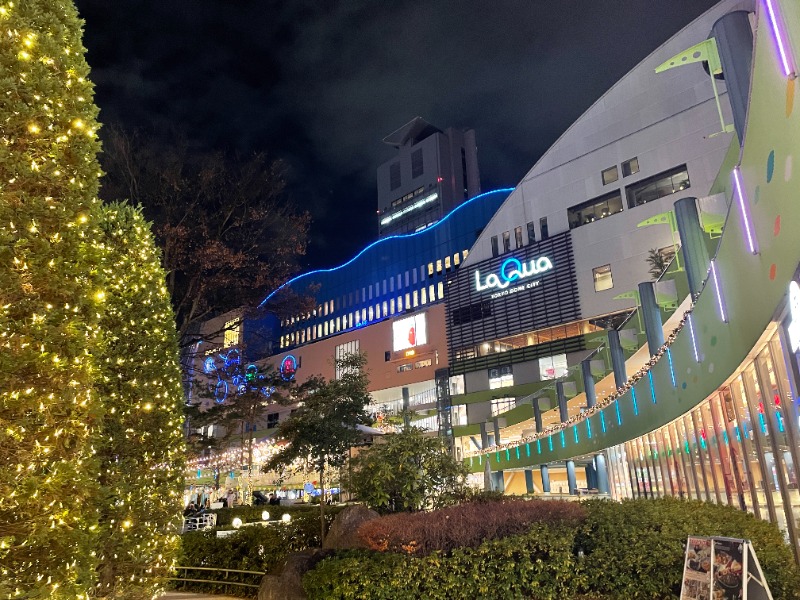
[
  {"left": 0, "top": 1, "right": 105, "bottom": 596},
  {"left": 92, "top": 202, "right": 185, "bottom": 599}
]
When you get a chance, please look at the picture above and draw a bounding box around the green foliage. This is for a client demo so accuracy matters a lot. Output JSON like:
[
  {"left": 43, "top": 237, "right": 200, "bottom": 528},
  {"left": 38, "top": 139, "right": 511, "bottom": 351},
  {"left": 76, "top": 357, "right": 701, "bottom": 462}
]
[
  {"left": 302, "top": 498, "right": 800, "bottom": 600},
  {"left": 576, "top": 497, "right": 800, "bottom": 600},
  {"left": 92, "top": 203, "right": 185, "bottom": 599},
  {"left": 304, "top": 525, "right": 581, "bottom": 600},
  {"left": 647, "top": 247, "right": 669, "bottom": 280},
  {"left": 349, "top": 427, "right": 468, "bottom": 514},
  {"left": 212, "top": 504, "right": 343, "bottom": 528},
  {"left": 0, "top": 1, "right": 105, "bottom": 596}
]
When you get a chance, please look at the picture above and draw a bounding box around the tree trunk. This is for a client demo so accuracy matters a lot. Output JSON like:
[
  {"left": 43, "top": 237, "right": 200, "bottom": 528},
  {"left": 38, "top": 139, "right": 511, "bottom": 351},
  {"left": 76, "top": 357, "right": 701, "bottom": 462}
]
[{"left": 318, "top": 463, "right": 326, "bottom": 544}]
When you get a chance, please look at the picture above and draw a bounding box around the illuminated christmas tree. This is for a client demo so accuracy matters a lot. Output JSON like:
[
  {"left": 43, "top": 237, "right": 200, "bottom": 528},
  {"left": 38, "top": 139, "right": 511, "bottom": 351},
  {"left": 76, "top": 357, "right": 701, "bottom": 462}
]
[
  {"left": 93, "top": 202, "right": 185, "bottom": 599},
  {"left": 0, "top": 0, "right": 105, "bottom": 596}
]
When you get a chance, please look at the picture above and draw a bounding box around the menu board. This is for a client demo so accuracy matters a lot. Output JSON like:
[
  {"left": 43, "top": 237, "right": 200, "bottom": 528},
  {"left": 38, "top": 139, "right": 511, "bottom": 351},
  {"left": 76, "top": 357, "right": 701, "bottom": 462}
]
[
  {"left": 681, "top": 537, "right": 712, "bottom": 600},
  {"left": 680, "top": 537, "right": 772, "bottom": 600}
]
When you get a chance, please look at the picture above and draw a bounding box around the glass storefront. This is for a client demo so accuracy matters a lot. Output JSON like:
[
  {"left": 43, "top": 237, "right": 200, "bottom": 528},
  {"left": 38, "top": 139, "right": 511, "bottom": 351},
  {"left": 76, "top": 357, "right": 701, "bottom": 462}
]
[{"left": 607, "top": 325, "right": 800, "bottom": 561}]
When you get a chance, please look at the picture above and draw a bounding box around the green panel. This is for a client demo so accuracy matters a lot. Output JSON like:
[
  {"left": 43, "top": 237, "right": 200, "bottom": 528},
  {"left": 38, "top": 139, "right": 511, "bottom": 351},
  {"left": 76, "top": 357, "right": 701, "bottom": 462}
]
[{"left": 467, "top": 5, "right": 800, "bottom": 473}]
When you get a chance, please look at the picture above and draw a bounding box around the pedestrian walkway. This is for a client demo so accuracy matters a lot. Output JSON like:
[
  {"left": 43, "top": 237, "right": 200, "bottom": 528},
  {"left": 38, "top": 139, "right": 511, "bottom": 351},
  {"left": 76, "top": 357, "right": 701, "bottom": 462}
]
[{"left": 161, "top": 592, "right": 243, "bottom": 600}]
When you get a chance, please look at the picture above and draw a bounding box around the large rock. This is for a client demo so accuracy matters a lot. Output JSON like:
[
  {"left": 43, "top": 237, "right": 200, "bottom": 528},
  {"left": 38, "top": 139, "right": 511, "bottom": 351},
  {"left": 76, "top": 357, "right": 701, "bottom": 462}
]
[
  {"left": 258, "top": 549, "right": 330, "bottom": 600},
  {"left": 322, "top": 504, "right": 380, "bottom": 550}
]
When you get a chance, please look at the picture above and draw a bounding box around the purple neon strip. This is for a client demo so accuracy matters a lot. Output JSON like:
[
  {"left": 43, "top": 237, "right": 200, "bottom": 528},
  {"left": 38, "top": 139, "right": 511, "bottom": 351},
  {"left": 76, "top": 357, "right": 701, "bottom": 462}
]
[
  {"left": 710, "top": 260, "right": 728, "bottom": 322},
  {"left": 732, "top": 167, "right": 758, "bottom": 254},
  {"left": 764, "top": 0, "right": 796, "bottom": 78}
]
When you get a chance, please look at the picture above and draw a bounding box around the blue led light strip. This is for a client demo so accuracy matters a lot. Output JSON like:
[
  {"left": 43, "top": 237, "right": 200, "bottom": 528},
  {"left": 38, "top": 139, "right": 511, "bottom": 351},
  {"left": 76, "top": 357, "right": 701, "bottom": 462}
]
[
  {"left": 259, "top": 188, "right": 515, "bottom": 307},
  {"left": 586, "top": 417, "right": 592, "bottom": 439},
  {"left": 666, "top": 348, "right": 677, "bottom": 387},
  {"left": 600, "top": 411, "right": 607, "bottom": 433},
  {"left": 631, "top": 387, "right": 639, "bottom": 416},
  {"left": 687, "top": 314, "right": 701, "bottom": 362},
  {"left": 615, "top": 400, "right": 622, "bottom": 426},
  {"left": 648, "top": 371, "right": 657, "bottom": 404}
]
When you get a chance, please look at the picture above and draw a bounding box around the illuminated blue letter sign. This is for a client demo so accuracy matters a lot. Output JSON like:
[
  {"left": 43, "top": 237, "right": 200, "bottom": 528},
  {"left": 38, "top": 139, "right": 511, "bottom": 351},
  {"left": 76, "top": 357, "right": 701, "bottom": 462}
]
[{"left": 474, "top": 256, "right": 554, "bottom": 293}]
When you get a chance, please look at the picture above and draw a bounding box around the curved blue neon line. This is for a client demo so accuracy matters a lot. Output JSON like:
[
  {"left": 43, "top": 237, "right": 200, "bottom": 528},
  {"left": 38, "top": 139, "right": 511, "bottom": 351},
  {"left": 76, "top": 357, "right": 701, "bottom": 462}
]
[{"left": 258, "top": 188, "right": 515, "bottom": 307}]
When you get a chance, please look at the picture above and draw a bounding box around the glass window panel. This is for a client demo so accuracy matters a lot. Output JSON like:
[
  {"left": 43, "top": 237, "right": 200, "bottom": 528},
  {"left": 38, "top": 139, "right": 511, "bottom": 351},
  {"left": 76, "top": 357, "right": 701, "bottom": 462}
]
[
  {"left": 622, "top": 157, "right": 639, "bottom": 177},
  {"left": 601, "top": 165, "right": 619, "bottom": 185}
]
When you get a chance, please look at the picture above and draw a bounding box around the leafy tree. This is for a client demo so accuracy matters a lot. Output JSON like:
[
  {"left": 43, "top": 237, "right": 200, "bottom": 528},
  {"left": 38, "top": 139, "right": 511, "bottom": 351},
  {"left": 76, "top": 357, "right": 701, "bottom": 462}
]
[
  {"left": 0, "top": 1, "right": 105, "bottom": 595},
  {"left": 349, "top": 426, "right": 468, "bottom": 514},
  {"left": 92, "top": 202, "right": 185, "bottom": 598},
  {"left": 646, "top": 247, "right": 669, "bottom": 280},
  {"left": 264, "top": 353, "right": 371, "bottom": 541},
  {"left": 98, "top": 126, "right": 312, "bottom": 342}
]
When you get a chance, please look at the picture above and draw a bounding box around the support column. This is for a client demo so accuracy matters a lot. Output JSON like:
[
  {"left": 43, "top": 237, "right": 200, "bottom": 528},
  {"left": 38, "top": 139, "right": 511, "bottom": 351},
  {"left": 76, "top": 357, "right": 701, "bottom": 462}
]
[
  {"left": 492, "top": 416, "right": 502, "bottom": 447},
  {"left": 607, "top": 329, "right": 628, "bottom": 389},
  {"left": 595, "top": 453, "right": 610, "bottom": 495},
  {"left": 524, "top": 469, "right": 535, "bottom": 494},
  {"left": 557, "top": 381, "right": 577, "bottom": 495},
  {"left": 638, "top": 281, "right": 665, "bottom": 356},
  {"left": 581, "top": 359, "right": 597, "bottom": 408},
  {"left": 674, "top": 197, "right": 710, "bottom": 298},
  {"left": 491, "top": 417, "right": 504, "bottom": 490},
  {"left": 711, "top": 11, "right": 753, "bottom": 144},
  {"left": 585, "top": 462, "right": 597, "bottom": 490},
  {"left": 491, "top": 471, "right": 505, "bottom": 493},
  {"left": 532, "top": 397, "right": 551, "bottom": 493},
  {"left": 479, "top": 422, "right": 489, "bottom": 450}
]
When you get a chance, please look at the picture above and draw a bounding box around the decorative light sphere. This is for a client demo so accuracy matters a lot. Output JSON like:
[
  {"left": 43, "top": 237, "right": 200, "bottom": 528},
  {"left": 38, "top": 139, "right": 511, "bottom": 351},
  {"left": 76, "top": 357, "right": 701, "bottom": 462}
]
[
  {"left": 261, "top": 511, "right": 270, "bottom": 521},
  {"left": 232, "top": 517, "right": 243, "bottom": 529},
  {"left": 281, "top": 513, "right": 291, "bottom": 523}
]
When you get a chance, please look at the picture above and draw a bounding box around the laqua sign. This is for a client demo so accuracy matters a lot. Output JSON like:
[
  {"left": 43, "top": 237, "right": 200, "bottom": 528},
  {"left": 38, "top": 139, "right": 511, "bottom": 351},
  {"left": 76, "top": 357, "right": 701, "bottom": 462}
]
[{"left": 474, "top": 256, "right": 554, "bottom": 295}]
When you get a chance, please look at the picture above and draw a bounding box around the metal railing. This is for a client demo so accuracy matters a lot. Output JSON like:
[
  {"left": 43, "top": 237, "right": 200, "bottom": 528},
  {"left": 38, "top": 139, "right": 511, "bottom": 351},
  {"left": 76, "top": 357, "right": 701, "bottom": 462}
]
[{"left": 170, "top": 566, "right": 264, "bottom": 595}]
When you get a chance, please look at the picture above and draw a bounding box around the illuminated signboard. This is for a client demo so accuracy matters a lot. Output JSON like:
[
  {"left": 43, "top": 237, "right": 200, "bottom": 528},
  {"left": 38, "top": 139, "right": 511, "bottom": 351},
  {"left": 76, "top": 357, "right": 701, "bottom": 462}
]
[
  {"left": 392, "top": 314, "right": 427, "bottom": 352},
  {"left": 788, "top": 281, "right": 800, "bottom": 352},
  {"left": 280, "top": 354, "right": 297, "bottom": 380},
  {"left": 474, "top": 256, "right": 554, "bottom": 294}
]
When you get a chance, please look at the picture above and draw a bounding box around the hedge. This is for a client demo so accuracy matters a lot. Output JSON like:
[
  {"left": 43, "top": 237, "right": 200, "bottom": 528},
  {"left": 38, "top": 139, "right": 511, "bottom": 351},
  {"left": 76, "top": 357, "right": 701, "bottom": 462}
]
[
  {"left": 303, "top": 498, "right": 800, "bottom": 600},
  {"left": 212, "top": 503, "right": 342, "bottom": 528}
]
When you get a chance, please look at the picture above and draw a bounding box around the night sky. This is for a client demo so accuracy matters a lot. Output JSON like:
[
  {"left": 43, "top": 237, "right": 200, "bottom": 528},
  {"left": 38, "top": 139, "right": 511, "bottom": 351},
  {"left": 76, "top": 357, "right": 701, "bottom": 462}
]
[{"left": 74, "top": 0, "right": 720, "bottom": 272}]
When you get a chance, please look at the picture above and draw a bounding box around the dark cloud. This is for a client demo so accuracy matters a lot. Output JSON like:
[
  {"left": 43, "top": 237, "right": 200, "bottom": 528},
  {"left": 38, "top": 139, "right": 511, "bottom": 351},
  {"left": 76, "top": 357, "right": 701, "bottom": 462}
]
[{"left": 75, "top": 0, "right": 720, "bottom": 270}]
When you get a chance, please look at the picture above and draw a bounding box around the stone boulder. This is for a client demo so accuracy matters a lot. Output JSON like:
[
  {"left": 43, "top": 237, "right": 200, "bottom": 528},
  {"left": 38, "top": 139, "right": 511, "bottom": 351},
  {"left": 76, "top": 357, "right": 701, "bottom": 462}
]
[
  {"left": 258, "top": 549, "right": 330, "bottom": 600},
  {"left": 322, "top": 504, "right": 380, "bottom": 550}
]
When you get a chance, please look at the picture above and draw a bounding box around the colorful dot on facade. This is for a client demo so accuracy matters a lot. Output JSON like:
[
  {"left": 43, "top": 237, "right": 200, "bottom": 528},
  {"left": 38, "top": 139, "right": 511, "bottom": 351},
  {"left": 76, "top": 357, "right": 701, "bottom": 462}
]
[
  {"left": 769, "top": 263, "right": 777, "bottom": 280},
  {"left": 787, "top": 78, "right": 795, "bottom": 118},
  {"left": 767, "top": 151, "right": 775, "bottom": 183},
  {"left": 774, "top": 215, "right": 781, "bottom": 236},
  {"left": 681, "top": 382, "right": 687, "bottom": 390}
]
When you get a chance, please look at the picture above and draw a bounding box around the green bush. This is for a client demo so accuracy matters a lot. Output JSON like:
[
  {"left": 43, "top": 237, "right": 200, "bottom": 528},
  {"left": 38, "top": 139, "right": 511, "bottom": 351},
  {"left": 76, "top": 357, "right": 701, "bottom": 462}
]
[
  {"left": 302, "top": 498, "right": 800, "bottom": 600},
  {"left": 176, "top": 508, "right": 341, "bottom": 597},
  {"left": 576, "top": 497, "right": 800, "bottom": 600},
  {"left": 304, "top": 524, "right": 581, "bottom": 600},
  {"left": 212, "top": 504, "right": 342, "bottom": 527}
]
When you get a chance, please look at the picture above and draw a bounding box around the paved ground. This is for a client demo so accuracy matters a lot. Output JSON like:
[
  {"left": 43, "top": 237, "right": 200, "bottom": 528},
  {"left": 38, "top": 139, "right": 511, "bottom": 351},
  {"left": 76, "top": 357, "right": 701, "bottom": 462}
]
[{"left": 161, "top": 593, "right": 244, "bottom": 600}]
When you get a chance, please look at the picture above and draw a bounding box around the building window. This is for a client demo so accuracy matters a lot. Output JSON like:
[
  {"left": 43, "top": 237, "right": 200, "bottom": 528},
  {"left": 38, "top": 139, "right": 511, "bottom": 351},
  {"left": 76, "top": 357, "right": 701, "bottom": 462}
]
[
  {"left": 622, "top": 157, "right": 639, "bottom": 177},
  {"left": 444, "top": 256, "right": 451, "bottom": 270},
  {"left": 451, "top": 300, "right": 491, "bottom": 326},
  {"left": 625, "top": 164, "right": 689, "bottom": 208},
  {"left": 335, "top": 339, "right": 360, "bottom": 379},
  {"left": 451, "top": 404, "right": 467, "bottom": 426},
  {"left": 397, "top": 364, "right": 413, "bottom": 373},
  {"left": 514, "top": 226, "right": 523, "bottom": 249},
  {"left": 449, "top": 374, "right": 465, "bottom": 395},
  {"left": 389, "top": 162, "right": 401, "bottom": 190},
  {"left": 421, "top": 287, "right": 427, "bottom": 304},
  {"left": 540, "top": 217, "right": 549, "bottom": 240},
  {"left": 453, "top": 252, "right": 461, "bottom": 266},
  {"left": 488, "top": 365, "right": 513, "bottom": 390},
  {"left": 502, "top": 231, "right": 511, "bottom": 253},
  {"left": 437, "top": 281, "right": 444, "bottom": 300},
  {"left": 267, "top": 413, "right": 279, "bottom": 429},
  {"left": 567, "top": 190, "right": 624, "bottom": 229},
  {"left": 414, "top": 359, "right": 432, "bottom": 368},
  {"left": 601, "top": 165, "right": 619, "bottom": 185},
  {"left": 411, "top": 149, "right": 424, "bottom": 178},
  {"left": 490, "top": 235, "right": 499, "bottom": 257},
  {"left": 593, "top": 264, "right": 614, "bottom": 291},
  {"left": 526, "top": 221, "right": 536, "bottom": 244},
  {"left": 491, "top": 397, "right": 516, "bottom": 417},
  {"left": 539, "top": 353, "right": 568, "bottom": 380},
  {"left": 223, "top": 319, "right": 241, "bottom": 348}
]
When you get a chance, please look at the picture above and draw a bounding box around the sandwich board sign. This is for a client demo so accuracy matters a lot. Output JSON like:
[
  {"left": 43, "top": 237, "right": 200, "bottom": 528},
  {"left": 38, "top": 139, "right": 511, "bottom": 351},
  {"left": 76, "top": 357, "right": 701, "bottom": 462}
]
[{"left": 680, "top": 536, "right": 773, "bottom": 600}]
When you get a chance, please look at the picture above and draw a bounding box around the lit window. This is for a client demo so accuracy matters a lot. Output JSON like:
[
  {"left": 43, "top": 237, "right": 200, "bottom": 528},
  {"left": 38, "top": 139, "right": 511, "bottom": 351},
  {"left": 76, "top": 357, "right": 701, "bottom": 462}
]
[
  {"left": 324, "top": 321, "right": 329, "bottom": 336},
  {"left": 421, "top": 288, "right": 427, "bottom": 304},
  {"left": 368, "top": 306, "right": 374, "bottom": 321},
  {"left": 223, "top": 319, "right": 241, "bottom": 348},
  {"left": 622, "top": 157, "right": 639, "bottom": 177},
  {"left": 390, "top": 299, "right": 395, "bottom": 315},
  {"left": 397, "top": 364, "right": 413, "bottom": 373},
  {"left": 568, "top": 191, "right": 624, "bottom": 229},
  {"left": 444, "top": 256, "right": 451, "bottom": 270},
  {"left": 453, "top": 252, "right": 460, "bottom": 266},
  {"left": 405, "top": 293, "right": 410, "bottom": 308},
  {"left": 397, "top": 296, "right": 403, "bottom": 312},
  {"left": 593, "top": 264, "right": 613, "bottom": 291},
  {"left": 382, "top": 301, "right": 388, "bottom": 315},
  {"left": 414, "top": 359, "right": 432, "bottom": 368},
  {"left": 413, "top": 290, "right": 419, "bottom": 307},
  {"left": 489, "top": 365, "right": 514, "bottom": 389},
  {"left": 491, "top": 397, "right": 516, "bottom": 417},
  {"left": 514, "top": 226, "right": 523, "bottom": 249},
  {"left": 436, "top": 259, "right": 442, "bottom": 273},
  {"left": 462, "top": 249, "right": 469, "bottom": 260},
  {"left": 539, "top": 354, "right": 568, "bottom": 380},
  {"left": 449, "top": 374, "right": 465, "bottom": 395},
  {"left": 336, "top": 316, "right": 341, "bottom": 331},
  {"left": 437, "top": 281, "right": 444, "bottom": 300},
  {"left": 601, "top": 166, "right": 619, "bottom": 185},
  {"left": 429, "top": 285, "right": 435, "bottom": 301},
  {"left": 428, "top": 263, "right": 434, "bottom": 276},
  {"left": 450, "top": 404, "right": 467, "bottom": 426},
  {"left": 625, "top": 164, "right": 689, "bottom": 208}
]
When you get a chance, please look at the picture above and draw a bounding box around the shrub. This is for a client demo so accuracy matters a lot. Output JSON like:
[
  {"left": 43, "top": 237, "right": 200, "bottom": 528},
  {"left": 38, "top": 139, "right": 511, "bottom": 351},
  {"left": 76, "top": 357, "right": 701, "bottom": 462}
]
[
  {"left": 357, "top": 498, "right": 586, "bottom": 555},
  {"left": 576, "top": 497, "right": 800, "bottom": 600},
  {"left": 304, "top": 524, "right": 582, "bottom": 600},
  {"left": 212, "top": 504, "right": 342, "bottom": 528}
]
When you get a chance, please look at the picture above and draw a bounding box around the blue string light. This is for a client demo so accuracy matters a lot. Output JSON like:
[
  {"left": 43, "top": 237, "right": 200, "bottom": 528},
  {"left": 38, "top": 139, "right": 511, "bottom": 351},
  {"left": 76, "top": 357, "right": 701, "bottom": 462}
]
[
  {"left": 600, "top": 411, "right": 607, "bottom": 433},
  {"left": 573, "top": 425, "right": 579, "bottom": 444},
  {"left": 631, "top": 387, "right": 639, "bottom": 416},
  {"left": 615, "top": 400, "right": 622, "bottom": 426},
  {"left": 586, "top": 417, "right": 593, "bottom": 439},
  {"left": 648, "top": 371, "right": 657, "bottom": 403},
  {"left": 560, "top": 430, "right": 566, "bottom": 448},
  {"left": 666, "top": 348, "right": 677, "bottom": 387}
]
